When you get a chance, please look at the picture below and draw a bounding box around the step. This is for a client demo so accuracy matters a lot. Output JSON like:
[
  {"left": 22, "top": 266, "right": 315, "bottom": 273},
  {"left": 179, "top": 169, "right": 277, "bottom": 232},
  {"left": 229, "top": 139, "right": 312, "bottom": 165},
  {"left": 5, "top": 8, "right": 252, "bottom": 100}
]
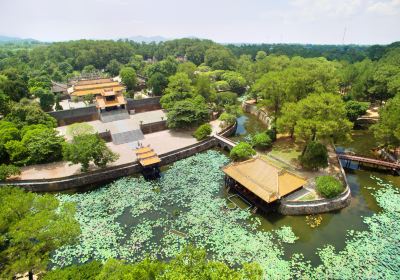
[
  {"left": 100, "top": 110, "right": 130, "bottom": 123},
  {"left": 111, "top": 129, "right": 144, "bottom": 145}
]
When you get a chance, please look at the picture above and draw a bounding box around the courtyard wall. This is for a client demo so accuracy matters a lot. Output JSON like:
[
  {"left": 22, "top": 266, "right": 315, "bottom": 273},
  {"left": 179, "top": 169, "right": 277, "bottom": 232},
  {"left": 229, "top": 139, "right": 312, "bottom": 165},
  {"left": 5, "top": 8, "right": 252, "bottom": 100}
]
[
  {"left": 0, "top": 123, "right": 237, "bottom": 192},
  {"left": 48, "top": 105, "right": 99, "bottom": 126}
]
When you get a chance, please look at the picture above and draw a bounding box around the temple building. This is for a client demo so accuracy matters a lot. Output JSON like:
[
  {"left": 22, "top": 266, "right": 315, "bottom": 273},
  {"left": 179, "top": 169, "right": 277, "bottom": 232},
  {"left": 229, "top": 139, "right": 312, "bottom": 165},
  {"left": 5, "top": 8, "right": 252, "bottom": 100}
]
[
  {"left": 222, "top": 157, "right": 306, "bottom": 212},
  {"left": 68, "top": 78, "right": 127, "bottom": 111}
]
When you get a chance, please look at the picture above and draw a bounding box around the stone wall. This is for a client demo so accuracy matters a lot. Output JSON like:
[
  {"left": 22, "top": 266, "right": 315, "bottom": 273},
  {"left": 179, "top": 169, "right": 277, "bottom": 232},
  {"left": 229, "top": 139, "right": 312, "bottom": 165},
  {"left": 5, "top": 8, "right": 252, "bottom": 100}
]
[
  {"left": 2, "top": 162, "right": 142, "bottom": 193},
  {"left": 0, "top": 122, "right": 237, "bottom": 193},
  {"left": 219, "top": 122, "right": 237, "bottom": 137},
  {"left": 48, "top": 106, "right": 99, "bottom": 126},
  {"left": 278, "top": 187, "right": 351, "bottom": 215},
  {"left": 278, "top": 156, "right": 352, "bottom": 215},
  {"left": 160, "top": 138, "right": 217, "bottom": 166},
  {"left": 140, "top": 121, "right": 167, "bottom": 134},
  {"left": 126, "top": 97, "right": 161, "bottom": 113},
  {"left": 0, "top": 138, "right": 217, "bottom": 192}
]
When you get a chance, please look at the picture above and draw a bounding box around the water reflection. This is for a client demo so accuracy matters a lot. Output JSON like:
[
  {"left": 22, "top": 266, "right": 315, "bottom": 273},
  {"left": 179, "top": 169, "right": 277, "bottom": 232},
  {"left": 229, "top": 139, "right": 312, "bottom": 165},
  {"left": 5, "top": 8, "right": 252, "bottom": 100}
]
[{"left": 229, "top": 124, "right": 400, "bottom": 265}]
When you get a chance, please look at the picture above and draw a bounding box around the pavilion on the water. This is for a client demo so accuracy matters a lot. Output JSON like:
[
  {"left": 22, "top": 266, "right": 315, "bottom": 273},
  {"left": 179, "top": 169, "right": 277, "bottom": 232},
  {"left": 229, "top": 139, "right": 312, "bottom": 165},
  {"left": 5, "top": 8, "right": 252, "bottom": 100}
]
[
  {"left": 222, "top": 157, "right": 307, "bottom": 213},
  {"left": 68, "top": 78, "right": 127, "bottom": 111},
  {"left": 135, "top": 146, "right": 161, "bottom": 179}
]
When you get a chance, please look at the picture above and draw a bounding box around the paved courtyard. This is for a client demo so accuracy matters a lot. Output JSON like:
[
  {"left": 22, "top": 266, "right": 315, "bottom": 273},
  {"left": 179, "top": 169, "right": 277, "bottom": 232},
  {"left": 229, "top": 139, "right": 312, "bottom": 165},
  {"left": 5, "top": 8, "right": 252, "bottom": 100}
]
[
  {"left": 14, "top": 116, "right": 223, "bottom": 180},
  {"left": 57, "top": 110, "right": 166, "bottom": 138}
]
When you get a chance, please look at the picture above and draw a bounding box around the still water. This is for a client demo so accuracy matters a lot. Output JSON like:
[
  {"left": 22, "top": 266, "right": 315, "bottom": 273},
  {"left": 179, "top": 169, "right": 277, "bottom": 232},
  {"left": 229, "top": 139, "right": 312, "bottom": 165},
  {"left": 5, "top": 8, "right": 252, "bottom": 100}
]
[
  {"left": 66, "top": 114, "right": 399, "bottom": 267},
  {"left": 231, "top": 114, "right": 400, "bottom": 264}
]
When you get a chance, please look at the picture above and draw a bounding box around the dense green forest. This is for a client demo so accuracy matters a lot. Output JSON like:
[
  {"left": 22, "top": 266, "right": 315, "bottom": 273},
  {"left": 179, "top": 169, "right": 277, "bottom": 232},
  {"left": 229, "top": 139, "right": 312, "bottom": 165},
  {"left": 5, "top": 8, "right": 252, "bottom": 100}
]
[
  {"left": 0, "top": 38, "right": 400, "bottom": 175},
  {"left": 0, "top": 38, "right": 400, "bottom": 279}
]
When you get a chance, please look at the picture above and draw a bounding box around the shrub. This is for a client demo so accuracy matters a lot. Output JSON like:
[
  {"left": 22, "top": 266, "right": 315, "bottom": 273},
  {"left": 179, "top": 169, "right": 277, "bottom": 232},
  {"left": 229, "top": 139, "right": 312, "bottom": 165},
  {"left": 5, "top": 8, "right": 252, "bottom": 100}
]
[
  {"left": 193, "top": 124, "right": 212, "bottom": 140},
  {"left": 266, "top": 127, "right": 277, "bottom": 142},
  {"left": 252, "top": 133, "right": 272, "bottom": 149},
  {"left": 0, "top": 164, "right": 21, "bottom": 180},
  {"left": 230, "top": 142, "right": 256, "bottom": 161},
  {"left": 316, "top": 176, "right": 344, "bottom": 198},
  {"left": 299, "top": 141, "right": 328, "bottom": 170},
  {"left": 42, "top": 261, "right": 102, "bottom": 280},
  {"left": 218, "top": 112, "right": 236, "bottom": 127}
]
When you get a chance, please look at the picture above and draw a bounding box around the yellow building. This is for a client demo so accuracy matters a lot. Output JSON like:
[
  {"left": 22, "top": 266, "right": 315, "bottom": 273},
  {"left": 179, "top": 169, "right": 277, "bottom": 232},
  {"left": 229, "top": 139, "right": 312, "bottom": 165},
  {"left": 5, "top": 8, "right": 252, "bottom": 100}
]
[
  {"left": 222, "top": 158, "right": 306, "bottom": 208},
  {"left": 68, "top": 78, "right": 127, "bottom": 111}
]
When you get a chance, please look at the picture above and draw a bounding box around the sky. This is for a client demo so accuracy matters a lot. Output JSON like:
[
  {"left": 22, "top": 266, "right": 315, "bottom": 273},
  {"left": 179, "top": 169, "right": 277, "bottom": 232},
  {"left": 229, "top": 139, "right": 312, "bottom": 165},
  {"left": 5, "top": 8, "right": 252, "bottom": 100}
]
[{"left": 1, "top": 0, "right": 399, "bottom": 44}]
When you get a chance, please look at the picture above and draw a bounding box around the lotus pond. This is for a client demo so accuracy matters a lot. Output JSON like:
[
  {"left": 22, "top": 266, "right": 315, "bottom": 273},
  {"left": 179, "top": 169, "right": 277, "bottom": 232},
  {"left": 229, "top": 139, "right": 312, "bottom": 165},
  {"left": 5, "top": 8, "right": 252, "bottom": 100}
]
[{"left": 51, "top": 129, "right": 400, "bottom": 278}]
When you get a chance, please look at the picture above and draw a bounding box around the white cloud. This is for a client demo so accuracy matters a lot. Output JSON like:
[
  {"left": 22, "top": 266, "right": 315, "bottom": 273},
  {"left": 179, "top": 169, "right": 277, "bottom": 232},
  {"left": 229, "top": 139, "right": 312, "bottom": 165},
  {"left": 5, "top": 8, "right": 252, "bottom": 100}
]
[
  {"left": 289, "top": 0, "right": 363, "bottom": 21},
  {"left": 367, "top": 0, "right": 400, "bottom": 15}
]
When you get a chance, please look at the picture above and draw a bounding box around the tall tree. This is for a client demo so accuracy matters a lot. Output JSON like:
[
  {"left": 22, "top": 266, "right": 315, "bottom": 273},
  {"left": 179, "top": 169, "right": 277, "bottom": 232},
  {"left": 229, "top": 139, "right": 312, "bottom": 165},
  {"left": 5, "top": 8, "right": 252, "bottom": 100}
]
[
  {"left": 38, "top": 90, "right": 55, "bottom": 112},
  {"left": 160, "top": 73, "right": 194, "bottom": 109},
  {"left": 4, "top": 102, "right": 57, "bottom": 128},
  {"left": 166, "top": 97, "right": 209, "bottom": 128},
  {"left": 221, "top": 71, "right": 247, "bottom": 95},
  {"left": 277, "top": 93, "right": 352, "bottom": 143},
  {"left": 195, "top": 75, "right": 215, "bottom": 100},
  {"left": 106, "top": 59, "right": 122, "bottom": 76},
  {"left": 370, "top": 94, "right": 400, "bottom": 148},
  {"left": 63, "top": 134, "right": 119, "bottom": 172},
  {"left": 5, "top": 126, "right": 64, "bottom": 165},
  {"left": 148, "top": 72, "right": 168, "bottom": 96},
  {"left": 204, "top": 47, "right": 236, "bottom": 70},
  {"left": 253, "top": 71, "right": 287, "bottom": 118},
  {"left": 119, "top": 67, "right": 137, "bottom": 91},
  {"left": 0, "top": 187, "right": 80, "bottom": 280}
]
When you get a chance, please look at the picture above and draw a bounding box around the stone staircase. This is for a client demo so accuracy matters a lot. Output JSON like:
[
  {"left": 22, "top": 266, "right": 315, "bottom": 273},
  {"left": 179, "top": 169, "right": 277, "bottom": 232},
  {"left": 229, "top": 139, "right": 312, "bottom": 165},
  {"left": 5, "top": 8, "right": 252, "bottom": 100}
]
[
  {"left": 111, "top": 129, "right": 144, "bottom": 145},
  {"left": 100, "top": 109, "right": 130, "bottom": 123}
]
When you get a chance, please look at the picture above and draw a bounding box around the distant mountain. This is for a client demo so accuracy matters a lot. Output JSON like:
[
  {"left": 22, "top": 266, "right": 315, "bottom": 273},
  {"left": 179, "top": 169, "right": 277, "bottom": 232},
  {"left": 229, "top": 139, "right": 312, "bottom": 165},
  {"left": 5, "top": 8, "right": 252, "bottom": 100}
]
[
  {"left": 0, "top": 35, "right": 38, "bottom": 43},
  {"left": 126, "top": 35, "right": 169, "bottom": 43}
]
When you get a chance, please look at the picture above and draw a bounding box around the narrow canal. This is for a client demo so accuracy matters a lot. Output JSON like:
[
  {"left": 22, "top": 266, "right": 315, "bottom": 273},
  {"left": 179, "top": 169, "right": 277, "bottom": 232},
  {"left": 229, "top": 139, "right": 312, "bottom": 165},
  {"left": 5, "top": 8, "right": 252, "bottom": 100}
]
[{"left": 231, "top": 113, "right": 400, "bottom": 264}]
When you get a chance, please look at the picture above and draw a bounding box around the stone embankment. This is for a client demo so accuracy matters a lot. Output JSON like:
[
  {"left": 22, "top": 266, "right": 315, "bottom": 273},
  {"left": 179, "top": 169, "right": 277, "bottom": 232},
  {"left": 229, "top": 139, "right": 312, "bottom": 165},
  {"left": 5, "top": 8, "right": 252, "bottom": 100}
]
[
  {"left": 278, "top": 155, "right": 352, "bottom": 215},
  {"left": 0, "top": 123, "right": 237, "bottom": 192}
]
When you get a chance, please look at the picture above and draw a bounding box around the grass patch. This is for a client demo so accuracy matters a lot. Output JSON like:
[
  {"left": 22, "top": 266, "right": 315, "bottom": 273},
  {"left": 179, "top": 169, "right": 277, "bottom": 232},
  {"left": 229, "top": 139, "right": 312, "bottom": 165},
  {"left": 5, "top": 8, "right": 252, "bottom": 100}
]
[
  {"left": 298, "top": 192, "right": 317, "bottom": 201},
  {"left": 268, "top": 137, "right": 302, "bottom": 165}
]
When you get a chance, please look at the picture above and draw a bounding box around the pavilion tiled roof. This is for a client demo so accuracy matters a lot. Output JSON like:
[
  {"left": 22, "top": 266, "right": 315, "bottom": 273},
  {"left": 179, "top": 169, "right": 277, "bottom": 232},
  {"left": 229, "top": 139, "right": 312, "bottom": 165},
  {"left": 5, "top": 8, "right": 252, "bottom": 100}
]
[
  {"left": 222, "top": 158, "right": 306, "bottom": 203},
  {"left": 134, "top": 147, "right": 161, "bottom": 167}
]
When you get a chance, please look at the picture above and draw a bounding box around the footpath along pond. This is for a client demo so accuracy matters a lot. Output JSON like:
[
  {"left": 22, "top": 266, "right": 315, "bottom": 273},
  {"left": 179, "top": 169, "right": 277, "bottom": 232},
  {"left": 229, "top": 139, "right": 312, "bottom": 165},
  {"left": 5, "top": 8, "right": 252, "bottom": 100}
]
[{"left": 51, "top": 120, "right": 400, "bottom": 277}]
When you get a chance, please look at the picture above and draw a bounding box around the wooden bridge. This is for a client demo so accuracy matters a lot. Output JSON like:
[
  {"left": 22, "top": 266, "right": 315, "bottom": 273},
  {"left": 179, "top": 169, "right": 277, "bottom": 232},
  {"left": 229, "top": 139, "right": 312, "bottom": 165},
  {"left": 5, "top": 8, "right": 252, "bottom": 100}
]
[{"left": 338, "top": 154, "right": 400, "bottom": 171}]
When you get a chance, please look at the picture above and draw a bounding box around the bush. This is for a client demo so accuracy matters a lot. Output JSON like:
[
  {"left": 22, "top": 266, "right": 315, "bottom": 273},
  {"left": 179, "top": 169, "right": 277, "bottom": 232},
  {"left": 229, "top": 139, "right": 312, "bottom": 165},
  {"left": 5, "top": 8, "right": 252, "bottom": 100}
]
[
  {"left": 316, "top": 176, "right": 344, "bottom": 198},
  {"left": 42, "top": 261, "right": 102, "bottom": 280},
  {"left": 193, "top": 124, "right": 212, "bottom": 140},
  {"left": 0, "top": 164, "right": 21, "bottom": 180},
  {"left": 218, "top": 112, "right": 236, "bottom": 127},
  {"left": 266, "top": 127, "right": 277, "bottom": 142},
  {"left": 299, "top": 141, "right": 328, "bottom": 170},
  {"left": 230, "top": 142, "right": 256, "bottom": 161},
  {"left": 252, "top": 133, "right": 272, "bottom": 149}
]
